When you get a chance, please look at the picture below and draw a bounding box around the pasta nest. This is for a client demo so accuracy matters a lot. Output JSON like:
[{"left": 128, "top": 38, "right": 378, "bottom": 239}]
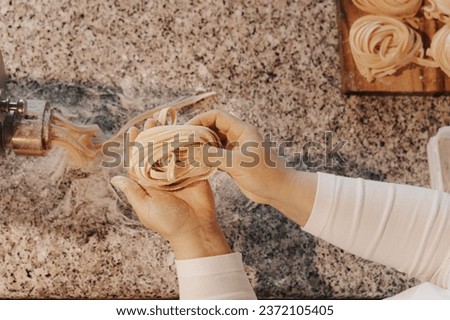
[
  {"left": 427, "top": 24, "right": 450, "bottom": 77},
  {"left": 349, "top": 15, "right": 430, "bottom": 82},
  {"left": 127, "top": 107, "right": 221, "bottom": 190},
  {"left": 352, "top": 0, "right": 422, "bottom": 18}
]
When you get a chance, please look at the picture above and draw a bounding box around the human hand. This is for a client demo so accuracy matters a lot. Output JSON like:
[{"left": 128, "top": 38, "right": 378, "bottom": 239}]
[
  {"left": 188, "top": 110, "right": 287, "bottom": 205},
  {"left": 188, "top": 110, "right": 317, "bottom": 226},
  {"left": 111, "top": 177, "right": 231, "bottom": 259}
]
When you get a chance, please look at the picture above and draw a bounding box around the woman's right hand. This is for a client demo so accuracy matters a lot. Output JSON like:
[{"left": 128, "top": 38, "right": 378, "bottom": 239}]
[{"left": 188, "top": 110, "right": 318, "bottom": 226}]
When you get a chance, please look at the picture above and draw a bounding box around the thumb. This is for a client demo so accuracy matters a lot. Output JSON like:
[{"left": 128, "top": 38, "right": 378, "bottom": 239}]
[{"left": 111, "top": 176, "right": 149, "bottom": 212}]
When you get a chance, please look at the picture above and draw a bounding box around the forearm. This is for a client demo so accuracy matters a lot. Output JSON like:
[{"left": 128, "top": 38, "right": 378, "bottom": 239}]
[
  {"left": 304, "top": 173, "right": 450, "bottom": 289},
  {"left": 269, "top": 169, "right": 318, "bottom": 227}
]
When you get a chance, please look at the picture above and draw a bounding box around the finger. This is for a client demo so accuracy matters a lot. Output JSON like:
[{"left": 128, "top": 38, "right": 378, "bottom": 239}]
[
  {"left": 126, "top": 126, "right": 140, "bottom": 142},
  {"left": 187, "top": 110, "right": 248, "bottom": 142},
  {"left": 111, "top": 176, "right": 149, "bottom": 212}
]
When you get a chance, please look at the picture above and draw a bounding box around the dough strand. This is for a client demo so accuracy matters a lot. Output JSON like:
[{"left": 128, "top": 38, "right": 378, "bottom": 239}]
[
  {"left": 50, "top": 114, "right": 101, "bottom": 166},
  {"left": 423, "top": 0, "right": 450, "bottom": 23}
]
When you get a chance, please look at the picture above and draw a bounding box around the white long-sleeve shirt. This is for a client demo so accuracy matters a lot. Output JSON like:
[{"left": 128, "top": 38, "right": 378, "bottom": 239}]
[{"left": 175, "top": 173, "right": 450, "bottom": 299}]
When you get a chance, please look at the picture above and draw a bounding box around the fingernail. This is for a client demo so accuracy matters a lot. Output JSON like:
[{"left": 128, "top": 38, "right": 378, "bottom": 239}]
[
  {"left": 110, "top": 178, "right": 128, "bottom": 203},
  {"left": 110, "top": 176, "right": 126, "bottom": 189}
]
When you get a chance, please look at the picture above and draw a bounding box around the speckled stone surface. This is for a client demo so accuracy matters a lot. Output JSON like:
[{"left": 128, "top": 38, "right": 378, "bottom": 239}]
[{"left": 0, "top": 0, "right": 449, "bottom": 299}]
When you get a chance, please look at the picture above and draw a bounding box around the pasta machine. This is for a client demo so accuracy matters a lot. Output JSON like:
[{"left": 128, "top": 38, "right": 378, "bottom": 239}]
[{"left": 0, "top": 49, "right": 52, "bottom": 156}]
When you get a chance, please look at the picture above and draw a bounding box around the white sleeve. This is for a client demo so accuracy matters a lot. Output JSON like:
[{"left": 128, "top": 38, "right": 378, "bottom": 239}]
[
  {"left": 175, "top": 252, "right": 257, "bottom": 300},
  {"left": 304, "top": 173, "right": 450, "bottom": 290}
]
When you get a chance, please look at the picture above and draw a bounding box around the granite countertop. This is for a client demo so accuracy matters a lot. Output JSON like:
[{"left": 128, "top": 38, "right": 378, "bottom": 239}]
[{"left": 0, "top": 0, "right": 449, "bottom": 299}]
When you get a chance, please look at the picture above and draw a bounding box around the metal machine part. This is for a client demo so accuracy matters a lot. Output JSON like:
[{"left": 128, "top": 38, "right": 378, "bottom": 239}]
[
  {"left": 10, "top": 100, "right": 53, "bottom": 156},
  {"left": 0, "top": 49, "right": 53, "bottom": 156}
]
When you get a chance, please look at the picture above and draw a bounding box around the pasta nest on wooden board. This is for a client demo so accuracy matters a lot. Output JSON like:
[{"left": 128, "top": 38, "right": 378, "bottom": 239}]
[
  {"left": 349, "top": 15, "right": 436, "bottom": 82},
  {"left": 427, "top": 24, "right": 450, "bottom": 78}
]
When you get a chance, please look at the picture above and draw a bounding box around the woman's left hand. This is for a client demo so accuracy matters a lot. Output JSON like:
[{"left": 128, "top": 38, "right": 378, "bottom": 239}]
[{"left": 111, "top": 177, "right": 231, "bottom": 260}]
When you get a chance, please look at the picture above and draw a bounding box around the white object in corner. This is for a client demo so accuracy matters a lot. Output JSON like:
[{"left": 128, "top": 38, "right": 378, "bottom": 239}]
[{"left": 427, "top": 126, "right": 450, "bottom": 193}]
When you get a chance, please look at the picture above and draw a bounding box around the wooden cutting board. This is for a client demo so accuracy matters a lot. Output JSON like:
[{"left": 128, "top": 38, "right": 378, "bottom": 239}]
[{"left": 337, "top": 0, "right": 450, "bottom": 95}]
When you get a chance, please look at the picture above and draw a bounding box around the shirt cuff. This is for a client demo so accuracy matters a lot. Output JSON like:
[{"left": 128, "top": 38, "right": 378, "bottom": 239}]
[
  {"left": 175, "top": 252, "right": 257, "bottom": 300},
  {"left": 303, "top": 172, "right": 337, "bottom": 236},
  {"left": 176, "top": 252, "right": 247, "bottom": 277}
]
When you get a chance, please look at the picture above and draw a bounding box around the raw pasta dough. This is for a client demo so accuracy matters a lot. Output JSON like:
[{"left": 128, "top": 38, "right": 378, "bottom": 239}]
[
  {"left": 427, "top": 24, "right": 450, "bottom": 78},
  {"left": 352, "top": 0, "right": 421, "bottom": 18},
  {"left": 50, "top": 92, "right": 220, "bottom": 190},
  {"left": 51, "top": 113, "right": 101, "bottom": 166},
  {"left": 126, "top": 107, "right": 221, "bottom": 190},
  {"left": 349, "top": 15, "right": 437, "bottom": 82},
  {"left": 423, "top": 0, "right": 450, "bottom": 23}
]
